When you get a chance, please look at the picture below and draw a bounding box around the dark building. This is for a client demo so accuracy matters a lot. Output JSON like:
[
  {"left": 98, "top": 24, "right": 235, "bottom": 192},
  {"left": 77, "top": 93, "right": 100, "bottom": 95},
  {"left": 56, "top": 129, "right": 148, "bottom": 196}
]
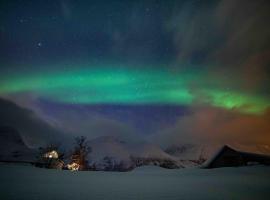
[{"left": 204, "top": 145, "right": 270, "bottom": 169}]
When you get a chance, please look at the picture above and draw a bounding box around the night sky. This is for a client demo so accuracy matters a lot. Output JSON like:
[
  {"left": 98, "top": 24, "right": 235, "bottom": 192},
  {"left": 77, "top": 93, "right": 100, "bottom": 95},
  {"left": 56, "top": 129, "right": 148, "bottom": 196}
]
[{"left": 0, "top": 0, "right": 270, "bottom": 148}]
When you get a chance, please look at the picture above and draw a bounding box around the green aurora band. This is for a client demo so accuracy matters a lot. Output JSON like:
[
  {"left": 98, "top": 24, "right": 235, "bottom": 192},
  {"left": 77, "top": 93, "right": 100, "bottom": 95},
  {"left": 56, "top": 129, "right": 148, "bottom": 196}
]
[{"left": 0, "top": 67, "right": 269, "bottom": 114}]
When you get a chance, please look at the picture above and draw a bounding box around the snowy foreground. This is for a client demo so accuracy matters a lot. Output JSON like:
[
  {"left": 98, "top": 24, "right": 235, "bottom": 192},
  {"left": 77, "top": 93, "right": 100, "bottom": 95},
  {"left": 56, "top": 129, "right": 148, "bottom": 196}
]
[{"left": 0, "top": 164, "right": 270, "bottom": 200}]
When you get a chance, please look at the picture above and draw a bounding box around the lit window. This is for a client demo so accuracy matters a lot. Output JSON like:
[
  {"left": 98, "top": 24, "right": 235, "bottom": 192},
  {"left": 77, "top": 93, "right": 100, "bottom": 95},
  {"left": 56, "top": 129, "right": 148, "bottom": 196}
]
[{"left": 44, "top": 150, "right": 59, "bottom": 159}]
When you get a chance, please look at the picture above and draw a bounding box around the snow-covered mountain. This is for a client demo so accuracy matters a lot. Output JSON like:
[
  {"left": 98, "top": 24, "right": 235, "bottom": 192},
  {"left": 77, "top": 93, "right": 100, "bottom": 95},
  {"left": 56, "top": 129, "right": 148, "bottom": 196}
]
[
  {"left": 87, "top": 136, "right": 133, "bottom": 171},
  {"left": 87, "top": 136, "right": 183, "bottom": 171},
  {"left": 0, "top": 125, "right": 223, "bottom": 171},
  {"left": 0, "top": 126, "right": 205, "bottom": 170},
  {"left": 0, "top": 126, "right": 37, "bottom": 162},
  {"left": 0, "top": 97, "right": 67, "bottom": 149},
  {"left": 85, "top": 136, "right": 227, "bottom": 171}
]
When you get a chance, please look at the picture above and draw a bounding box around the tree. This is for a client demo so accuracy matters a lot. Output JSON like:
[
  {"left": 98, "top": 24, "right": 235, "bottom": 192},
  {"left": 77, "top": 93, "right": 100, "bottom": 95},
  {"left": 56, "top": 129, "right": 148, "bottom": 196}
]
[
  {"left": 197, "top": 147, "right": 207, "bottom": 164},
  {"left": 70, "top": 136, "right": 91, "bottom": 170},
  {"left": 103, "top": 156, "right": 113, "bottom": 170}
]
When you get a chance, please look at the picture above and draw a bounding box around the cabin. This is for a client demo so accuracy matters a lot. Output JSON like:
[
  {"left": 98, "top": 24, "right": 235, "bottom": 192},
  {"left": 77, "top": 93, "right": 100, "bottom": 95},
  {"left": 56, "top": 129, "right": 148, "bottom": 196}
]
[
  {"left": 67, "top": 162, "right": 80, "bottom": 171},
  {"left": 204, "top": 145, "right": 270, "bottom": 168},
  {"left": 36, "top": 150, "right": 64, "bottom": 169},
  {"left": 44, "top": 150, "right": 58, "bottom": 159}
]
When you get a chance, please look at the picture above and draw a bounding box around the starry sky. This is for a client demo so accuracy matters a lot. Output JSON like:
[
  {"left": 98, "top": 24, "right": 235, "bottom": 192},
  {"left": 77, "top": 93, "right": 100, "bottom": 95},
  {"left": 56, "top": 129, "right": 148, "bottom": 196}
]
[{"left": 0, "top": 0, "right": 270, "bottom": 148}]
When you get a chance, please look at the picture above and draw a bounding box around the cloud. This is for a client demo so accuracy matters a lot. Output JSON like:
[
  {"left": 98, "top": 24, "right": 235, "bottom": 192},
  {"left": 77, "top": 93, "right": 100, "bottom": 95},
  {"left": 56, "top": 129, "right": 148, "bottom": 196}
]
[
  {"left": 155, "top": 105, "right": 270, "bottom": 152},
  {"left": 24, "top": 100, "right": 144, "bottom": 143},
  {"left": 0, "top": 97, "right": 66, "bottom": 147},
  {"left": 167, "top": 0, "right": 270, "bottom": 92},
  {"left": 47, "top": 111, "right": 140, "bottom": 142}
]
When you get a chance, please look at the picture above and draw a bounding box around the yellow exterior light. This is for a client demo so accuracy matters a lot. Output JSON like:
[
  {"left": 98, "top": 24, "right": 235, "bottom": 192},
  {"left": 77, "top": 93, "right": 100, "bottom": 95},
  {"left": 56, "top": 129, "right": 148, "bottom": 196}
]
[{"left": 67, "top": 162, "right": 80, "bottom": 171}]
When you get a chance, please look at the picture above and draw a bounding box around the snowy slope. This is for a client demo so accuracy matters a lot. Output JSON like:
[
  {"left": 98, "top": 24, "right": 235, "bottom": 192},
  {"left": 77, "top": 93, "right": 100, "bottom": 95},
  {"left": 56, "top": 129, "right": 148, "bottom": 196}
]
[
  {"left": 87, "top": 136, "right": 182, "bottom": 170},
  {"left": 87, "top": 136, "right": 133, "bottom": 171},
  {"left": 132, "top": 143, "right": 177, "bottom": 160},
  {"left": 1, "top": 164, "right": 270, "bottom": 200},
  {"left": 0, "top": 126, "right": 37, "bottom": 162}
]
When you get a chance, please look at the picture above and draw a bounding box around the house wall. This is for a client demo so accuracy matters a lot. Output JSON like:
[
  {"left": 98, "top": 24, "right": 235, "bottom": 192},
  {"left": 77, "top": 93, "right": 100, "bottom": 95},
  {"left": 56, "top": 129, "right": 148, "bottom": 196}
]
[{"left": 241, "top": 153, "right": 270, "bottom": 165}]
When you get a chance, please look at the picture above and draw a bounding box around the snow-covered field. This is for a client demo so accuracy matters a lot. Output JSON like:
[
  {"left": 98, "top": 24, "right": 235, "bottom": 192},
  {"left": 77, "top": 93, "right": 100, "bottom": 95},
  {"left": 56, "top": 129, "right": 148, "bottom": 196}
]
[{"left": 0, "top": 164, "right": 270, "bottom": 200}]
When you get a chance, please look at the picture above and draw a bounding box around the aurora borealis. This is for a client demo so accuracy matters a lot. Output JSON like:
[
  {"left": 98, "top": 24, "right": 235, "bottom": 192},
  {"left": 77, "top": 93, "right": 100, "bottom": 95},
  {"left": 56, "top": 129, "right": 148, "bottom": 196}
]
[
  {"left": 0, "top": 0, "right": 270, "bottom": 148},
  {"left": 0, "top": 65, "right": 269, "bottom": 114}
]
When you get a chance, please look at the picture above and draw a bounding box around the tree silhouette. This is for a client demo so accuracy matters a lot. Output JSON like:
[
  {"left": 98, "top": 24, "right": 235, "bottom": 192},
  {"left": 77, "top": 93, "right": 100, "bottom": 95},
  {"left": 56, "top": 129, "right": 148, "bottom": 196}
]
[{"left": 70, "top": 136, "right": 91, "bottom": 170}]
